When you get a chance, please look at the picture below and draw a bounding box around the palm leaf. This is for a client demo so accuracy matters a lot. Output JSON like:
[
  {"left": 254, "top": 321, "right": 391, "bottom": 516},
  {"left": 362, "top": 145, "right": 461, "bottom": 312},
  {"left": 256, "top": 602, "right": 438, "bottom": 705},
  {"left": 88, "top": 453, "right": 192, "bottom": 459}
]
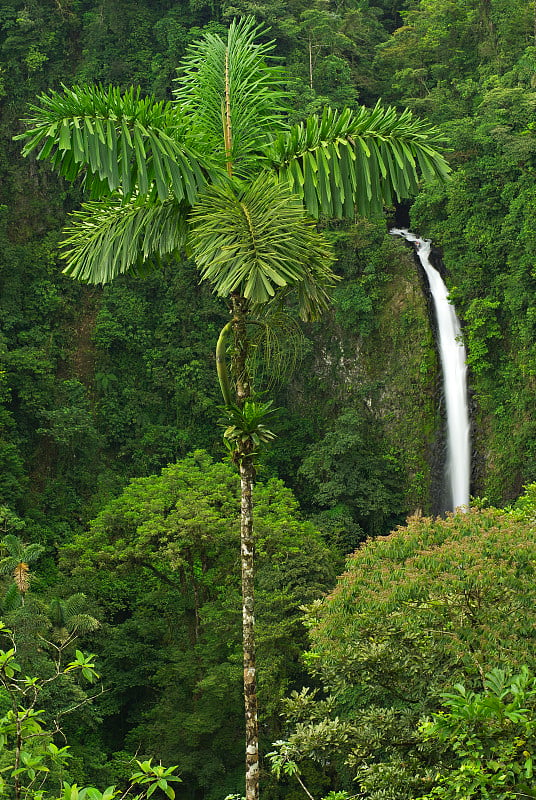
[
  {"left": 190, "top": 173, "right": 337, "bottom": 318},
  {"left": 60, "top": 196, "right": 188, "bottom": 284},
  {"left": 16, "top": 84, "right": 207, "bottom": 203},
  {"left": 48, "top": 594, "right": 99, "bottom": 640},
  {"left": 21, "top": 543, "right": 45, "bottom": 564},
  {"left": 0, "top": 534, "right": 24, "bottom": 561},
  {"left": 174, "top": 17, "right": 287, "bottom": 177},
  {"left": 266, "top": 102, "right": 451, "bottom": 217},
  {"left": 0, "top": 535, "right": 43, "bottom": 564},
  {"left": 246, "top": 311, "right": 305, "bottom": 391},
  {"left": 0, "top": 559, "right": 17, "bottom": 576},
  {"left": 67, "top": 613, "right": 100, "bottom": 635},
  {"left": 49, "top": 597, "right": 65, "bottom": 627},
  {"left": 2, "top": 583, "right": 22, "bottom": 612},
  {"left": 63, "top": 592, "right": 91, "bottom": 619}
]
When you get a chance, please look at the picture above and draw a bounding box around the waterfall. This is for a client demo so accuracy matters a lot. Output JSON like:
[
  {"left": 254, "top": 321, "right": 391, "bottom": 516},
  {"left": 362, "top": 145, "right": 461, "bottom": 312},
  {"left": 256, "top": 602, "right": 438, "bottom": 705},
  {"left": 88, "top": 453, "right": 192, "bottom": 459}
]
[{"left": 390, "top": 228, "right": 470, "bottom": 510}]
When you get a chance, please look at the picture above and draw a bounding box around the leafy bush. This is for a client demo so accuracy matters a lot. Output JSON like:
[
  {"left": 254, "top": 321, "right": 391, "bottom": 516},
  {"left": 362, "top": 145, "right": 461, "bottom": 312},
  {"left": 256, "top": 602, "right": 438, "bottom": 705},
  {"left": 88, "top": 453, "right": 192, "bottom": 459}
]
[
  {"left": 419, "top": 667, "right": 536, "bottom": 800},
  {"left": 272, "top": 495, "right": 536, "bottom": 799}
]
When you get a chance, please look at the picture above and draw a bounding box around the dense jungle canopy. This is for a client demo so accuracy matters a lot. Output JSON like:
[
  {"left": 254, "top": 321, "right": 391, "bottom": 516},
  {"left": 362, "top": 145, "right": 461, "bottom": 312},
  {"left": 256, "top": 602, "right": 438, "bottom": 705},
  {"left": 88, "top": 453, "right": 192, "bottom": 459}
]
[{"left": 1, "top": 1, "right": 536, "bottom": 799}]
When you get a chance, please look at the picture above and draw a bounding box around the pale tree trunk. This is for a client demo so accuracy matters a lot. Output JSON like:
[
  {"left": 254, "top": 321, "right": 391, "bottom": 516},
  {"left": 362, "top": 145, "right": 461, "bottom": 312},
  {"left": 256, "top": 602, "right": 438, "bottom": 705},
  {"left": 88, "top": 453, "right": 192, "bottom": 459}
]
[
  {"left": 240, "top": 456, "right": 259, "bottom": 800},
  {"left": 231, "top": 294, "right": 259, "bottom": 800}
]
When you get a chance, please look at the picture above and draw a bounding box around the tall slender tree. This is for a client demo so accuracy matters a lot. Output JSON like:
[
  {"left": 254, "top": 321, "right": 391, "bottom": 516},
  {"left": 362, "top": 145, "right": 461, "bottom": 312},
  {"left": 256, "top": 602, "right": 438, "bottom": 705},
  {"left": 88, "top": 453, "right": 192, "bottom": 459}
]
[{"left": 17, "top": 17, "right": 449, "bottom": 800}]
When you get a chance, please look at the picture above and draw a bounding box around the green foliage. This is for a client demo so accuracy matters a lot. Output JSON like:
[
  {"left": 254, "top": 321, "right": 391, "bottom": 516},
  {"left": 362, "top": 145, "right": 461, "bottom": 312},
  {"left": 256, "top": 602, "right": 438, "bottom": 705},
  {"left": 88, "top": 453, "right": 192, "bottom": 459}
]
[
  {"left": 298, "top": 407, "right": 405, "bottom": 541},
  {"left": 419, "top": 667, "right": 536, "bottom": 800},
  {"left": 17, "top": 18, "right": 447, "bottom": 294},
  {"left": 174, "top": 17, "right": 287, "bottom": 174},
  {"left": 0, "top": 637, "right": 182, "bottom": 800},
  {"left": 47, "top": 594, "right": 99, "bottom": 644},
  {"left": 0, "top": 0, "right": 81, "bottom": 99},
  {"left": 65, "top": 650, "right": 99, "bottom": 684},
  {"left": 74, "top": 1, "right": 169, "bottom": 90},
  {"left": 62, "top": 451, "right": 336, "bottom": 799},
  {"left": 223, "top": 0, "right": 388, "bottom": 109},
  {"left": 0, "top": 0, "right": 452, "bottom": 543},
  {"left": 220, "top": 400, "right": 277, "bottom": 459},
  {"left": 409, "top": 77, "right": 536, "bottom": 500},
  {"left": 273, "top": 496, "right": 536, "bottom": 799},
  {"left": 0, "top": 620, "right": 100, "bottom": 800},
  {"left": 367, "top": 0, "right": 536, "bottom": 504},
  {"left": 88, "top": 266, "right": 224, "bottom": 480},
  {"left": 129, "top": 760, "right": 182, "bottom": 800},
  {"left": 261, "top": 220, "right": 437, "bottom": 530},
  {"left": 18, "top": 82, "right": 205, "bottom": 205},
  {"left": 267, "top": 102, "right": 449, "bottom": 220},
  {"left": 190, "top": 174, "right": 336, "bottom": 314}
]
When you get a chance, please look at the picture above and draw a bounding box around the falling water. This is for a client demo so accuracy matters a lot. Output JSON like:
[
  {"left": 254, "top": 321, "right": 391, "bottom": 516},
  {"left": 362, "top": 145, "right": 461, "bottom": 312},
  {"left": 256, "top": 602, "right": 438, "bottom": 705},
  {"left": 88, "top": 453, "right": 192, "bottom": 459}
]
[{"left": 390, "top": 228, "right": 470, "bottom": 510}]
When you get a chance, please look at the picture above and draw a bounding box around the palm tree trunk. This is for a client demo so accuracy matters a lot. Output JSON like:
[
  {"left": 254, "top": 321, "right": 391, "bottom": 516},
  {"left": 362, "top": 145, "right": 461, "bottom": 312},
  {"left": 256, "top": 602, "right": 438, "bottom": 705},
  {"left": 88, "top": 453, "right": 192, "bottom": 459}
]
[
  {"left": 231, "top": 293, "right": 259, "bottom": 800},
  {"left": 240, "top": 455, "right": 259, "bottom": 800}
]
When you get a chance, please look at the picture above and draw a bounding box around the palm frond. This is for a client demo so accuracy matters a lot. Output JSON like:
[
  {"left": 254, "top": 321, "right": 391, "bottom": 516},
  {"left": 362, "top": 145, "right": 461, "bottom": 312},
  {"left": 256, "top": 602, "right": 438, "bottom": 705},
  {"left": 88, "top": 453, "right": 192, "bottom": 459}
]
[
  {"left": 0, "top": 536, "right": 43, "bottom": 564},
  {"left": 16, "top": 84, "right": 207, "bottom": 203},
  {"left": 0, "top": 559, "right": 17, "bottom": 576},
  {"left": 67, "top": 614, "right": 100, "bottom": 635},
  {"left": 49, "top": 597, "right": 65, "bottom": 627},
  {"left": 2, "top": 583, "right": 22, "bottom": 612},
  {"left": 63, "top": 592, "right": 91, "bottom": 619},
  {"left": 22, "top": 543, "right": 45, "bottom": 563},
  {"left": 0, "top": 534, "right": 24, "bottom": 560},
  {"left": 48, "top": 594, "right": 99, "bottom": 640},
  {"left": 266, "top": 103, "right": 451, "bottom": 217},
  {"left": 190, "top": 172, "right": 337, "bottom": 317},
  {"left": 246, "top": 312, "right": 305, "bottom": 391},
  {"left": 174, "top": 17, "right": 287, "bottom": 176},
  {"left": 61, "top": 196, "right": 188, "bottom": 284}
]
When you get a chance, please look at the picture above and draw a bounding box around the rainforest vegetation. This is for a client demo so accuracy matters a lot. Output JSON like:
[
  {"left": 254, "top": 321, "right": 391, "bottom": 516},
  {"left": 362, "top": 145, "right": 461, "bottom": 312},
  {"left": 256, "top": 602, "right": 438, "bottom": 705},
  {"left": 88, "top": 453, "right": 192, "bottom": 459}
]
[{"left": 1, "top": 1, "right": 536, "bottom": 799}]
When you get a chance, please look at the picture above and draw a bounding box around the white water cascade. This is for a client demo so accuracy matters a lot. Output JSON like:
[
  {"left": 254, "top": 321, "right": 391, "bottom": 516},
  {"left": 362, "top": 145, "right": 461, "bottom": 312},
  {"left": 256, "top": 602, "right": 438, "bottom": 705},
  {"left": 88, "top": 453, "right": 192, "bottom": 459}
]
[{"left": 390, "top": 228, "right": 470, "bottom": 510}]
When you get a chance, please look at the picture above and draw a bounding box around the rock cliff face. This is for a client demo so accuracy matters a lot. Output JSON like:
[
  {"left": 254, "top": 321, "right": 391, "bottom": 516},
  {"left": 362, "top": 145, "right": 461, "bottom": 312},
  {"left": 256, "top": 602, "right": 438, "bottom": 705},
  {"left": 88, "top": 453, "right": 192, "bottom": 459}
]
[
  {"left": 271, "top": 226, "right": 444, "bottom": 539},
  {"left": 376, "top": 242, "right": 445, "bottom": 514}
]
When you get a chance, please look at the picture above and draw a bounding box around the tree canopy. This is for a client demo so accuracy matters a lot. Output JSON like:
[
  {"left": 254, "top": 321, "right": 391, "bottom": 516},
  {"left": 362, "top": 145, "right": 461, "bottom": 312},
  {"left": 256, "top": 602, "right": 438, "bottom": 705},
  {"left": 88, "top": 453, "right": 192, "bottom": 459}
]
[
  {"left": 17, "top": 17, "right": 449, "bottom": 300},
  {"left": 271, "top": 498, "right": 536, "bottom": 799},
  {"left": 61, "top": 450, "right": 336, "bottom": 799}
]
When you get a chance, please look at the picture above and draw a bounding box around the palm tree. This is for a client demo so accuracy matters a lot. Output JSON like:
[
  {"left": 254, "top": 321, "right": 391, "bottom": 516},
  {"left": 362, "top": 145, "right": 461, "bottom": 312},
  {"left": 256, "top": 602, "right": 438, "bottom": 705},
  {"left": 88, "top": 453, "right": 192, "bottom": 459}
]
[
  {"left": 16, "top": 18, "right": 449, "bottom": 800},
  {"left": 47, "top": 593, "right": 99, "bottom": 643},
  {"left": 0, "top": 535, "right": 44, "bottom": 605}
]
